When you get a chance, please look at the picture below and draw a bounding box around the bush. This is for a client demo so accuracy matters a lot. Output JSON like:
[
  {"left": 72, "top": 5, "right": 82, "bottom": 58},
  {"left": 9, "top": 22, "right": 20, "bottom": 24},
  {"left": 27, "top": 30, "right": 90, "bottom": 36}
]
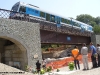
[
  {"left": 68, "top": 62, "right": 74, "bottom": 71},
  {"left": 40, "top": 68, "right": 45, "bottom": 74},
  {"left": 56, "top": 69, "right": 60, "bottom": 72},
  {"left": 46, "top": 66, "right": 52, "bottom": 72}
]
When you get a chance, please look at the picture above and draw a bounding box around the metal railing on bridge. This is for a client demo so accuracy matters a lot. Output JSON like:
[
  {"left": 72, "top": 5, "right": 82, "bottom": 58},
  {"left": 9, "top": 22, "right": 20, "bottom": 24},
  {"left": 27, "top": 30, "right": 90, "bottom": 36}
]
[{"left": 0, "top": 8, "right": 92, "bottom": 37}]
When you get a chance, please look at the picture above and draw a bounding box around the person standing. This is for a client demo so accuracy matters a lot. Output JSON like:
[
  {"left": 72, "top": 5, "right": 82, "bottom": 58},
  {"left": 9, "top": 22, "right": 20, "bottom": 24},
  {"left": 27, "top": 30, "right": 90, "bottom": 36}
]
[
  {"left": 96, "top": 44, "right": 100, "bottom": 67},
  {"left": 71, "top": 45, "right": 80, "bottom": 70},
  {"left": 36, "top": 60, "right": 41, "bottom": 73},
  {"left": 81, "top": 43, "right": 89, "bottom": 70},
  {"left": 90, "top": 42, "right": 97, "bottom": 68},
  {"left": 42, "top": 58, "right": 47, "bottom": 69}
]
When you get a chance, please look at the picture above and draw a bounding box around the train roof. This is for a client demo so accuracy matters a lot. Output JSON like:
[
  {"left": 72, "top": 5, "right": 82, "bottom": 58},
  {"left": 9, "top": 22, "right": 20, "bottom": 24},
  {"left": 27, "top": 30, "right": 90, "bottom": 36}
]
[{"left": 16, "top": 2, "right": 71, "bottom": 20}]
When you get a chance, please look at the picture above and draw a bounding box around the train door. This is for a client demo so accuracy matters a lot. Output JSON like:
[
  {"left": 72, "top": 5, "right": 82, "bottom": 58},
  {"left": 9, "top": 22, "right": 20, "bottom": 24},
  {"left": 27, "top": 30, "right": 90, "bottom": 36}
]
[
  {"left": 80, "top": 24, "right": 85, "bottom": 32},
  {"left": 56, "top": 16, "right": 61, "bottom": 27}
]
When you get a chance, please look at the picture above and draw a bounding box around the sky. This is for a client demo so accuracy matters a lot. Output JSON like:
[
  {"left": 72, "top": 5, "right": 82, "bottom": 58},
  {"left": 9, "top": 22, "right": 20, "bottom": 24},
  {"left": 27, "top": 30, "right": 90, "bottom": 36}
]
[{"left": 0, "top": 0, "right": 100, "bottom": 19}]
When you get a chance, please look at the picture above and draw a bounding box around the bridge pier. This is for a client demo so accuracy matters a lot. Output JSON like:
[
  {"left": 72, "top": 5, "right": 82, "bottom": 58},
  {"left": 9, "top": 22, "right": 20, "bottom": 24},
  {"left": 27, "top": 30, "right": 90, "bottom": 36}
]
[
  {"left": 91, "top": 34, "right": 100, "bottom": 46},
  {"left": 0, "top": 18, "right": 42, "bottom": 70}
]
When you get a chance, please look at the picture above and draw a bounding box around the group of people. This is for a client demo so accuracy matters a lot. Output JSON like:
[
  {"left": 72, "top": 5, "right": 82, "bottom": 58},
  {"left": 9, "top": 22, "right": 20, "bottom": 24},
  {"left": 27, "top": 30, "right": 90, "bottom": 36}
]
[
  {"left": 71, "top": 42, "right": 100, "bottom": 70},
  {"left": 36, "top": 42, "right": 100, "bottom": 72}
]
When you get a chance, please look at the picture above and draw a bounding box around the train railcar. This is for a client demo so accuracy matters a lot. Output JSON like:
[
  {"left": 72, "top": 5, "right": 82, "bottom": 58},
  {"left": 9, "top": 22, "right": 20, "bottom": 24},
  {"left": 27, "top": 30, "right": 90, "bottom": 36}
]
[
  {"left": 71, "top": 19, "right": 93, "bottom": 32},
  {"left": 10, "top": 2, "right": 93, "bottom": 33}
]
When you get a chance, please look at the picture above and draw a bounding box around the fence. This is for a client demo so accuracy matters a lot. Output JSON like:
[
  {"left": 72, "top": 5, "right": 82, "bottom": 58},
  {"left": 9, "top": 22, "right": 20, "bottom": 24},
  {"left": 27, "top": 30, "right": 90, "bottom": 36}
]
[{"left": 46, "top": 53, "right": 91, "bottom": 69}]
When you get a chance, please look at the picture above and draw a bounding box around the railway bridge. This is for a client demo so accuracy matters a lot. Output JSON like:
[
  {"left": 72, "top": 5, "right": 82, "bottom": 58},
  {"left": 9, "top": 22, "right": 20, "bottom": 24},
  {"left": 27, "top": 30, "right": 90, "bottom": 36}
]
[{"left": 0, "top": 9, "right": 93, "bottom": 70}]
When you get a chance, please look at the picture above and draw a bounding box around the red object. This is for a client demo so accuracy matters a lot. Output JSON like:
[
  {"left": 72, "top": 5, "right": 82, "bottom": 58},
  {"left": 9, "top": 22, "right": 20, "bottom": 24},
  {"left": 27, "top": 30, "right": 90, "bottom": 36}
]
[{"left": 46, "top": 53, "right": 91, "bottom": 69}]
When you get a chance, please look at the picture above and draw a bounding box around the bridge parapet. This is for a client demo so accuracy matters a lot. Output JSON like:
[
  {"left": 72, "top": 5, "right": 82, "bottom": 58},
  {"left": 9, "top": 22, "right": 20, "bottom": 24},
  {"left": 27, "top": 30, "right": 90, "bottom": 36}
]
[{"left": 0, "top": 8, "right": 92, "bottom": 37}]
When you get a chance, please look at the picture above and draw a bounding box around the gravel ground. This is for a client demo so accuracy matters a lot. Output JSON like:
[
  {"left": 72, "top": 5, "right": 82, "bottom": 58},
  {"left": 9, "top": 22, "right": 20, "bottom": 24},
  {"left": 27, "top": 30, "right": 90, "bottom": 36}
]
[
  {"left": 48, "top": 62, "right": 100, "bottom": 75},
  {"left": 0, "top": 62, "right": 100, "bottom": 75}
]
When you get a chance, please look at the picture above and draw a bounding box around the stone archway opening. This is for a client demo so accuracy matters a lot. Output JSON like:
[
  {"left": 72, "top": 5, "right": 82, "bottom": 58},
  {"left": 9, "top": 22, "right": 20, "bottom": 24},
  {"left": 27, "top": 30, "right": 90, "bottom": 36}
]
[{"left": 0, "top": 38, "right": 27, "bottom": 70}]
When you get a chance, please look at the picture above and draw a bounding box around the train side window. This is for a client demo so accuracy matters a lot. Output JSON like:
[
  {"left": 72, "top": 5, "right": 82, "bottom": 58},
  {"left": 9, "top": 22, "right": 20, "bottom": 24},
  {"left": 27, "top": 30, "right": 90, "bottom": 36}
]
[
  {"left": 61, "top": 18, "right": 65, "bottom": 23},
  {"left": 72, "top": 21, "right": 80, "bottom": 27},
  {"left": 64, "top": 19, "right": 66, "bottom": 23},
  {"left": 65, "top": 19, "right": 68, "bottom": 24},
  {"left": 66, "top": 19, "right": 70, "bottom": 24},
  {"left": 40, "top": 11, "right": 45, "bottom": 18},
  {"left": 75, "top": 23, "right": 80, "bottom": 27},
  {"left": 77, "top": 23, "right": 80, "bottom": 27},
  {"left": 73, "top": 22, "right": 78, "bottom": 26},
  {"left": 88, "top": 26, "right": 92, "bottom": 31},
  {"left": 19, "top": 6, "right": 26, "bottom": 13},
  {"left": 46, "top": 13, "right": 50, "bottom": 21},
  {"left": 51, "top": 15, "right": 55, "bottom": 22},
  {"left": 73, "top": 22, "right": 75, "bottom": 26},
  {"left": 11, "top": 4, "right": 19, "bottom": 12},
  {"left": 57, "top": 17, "right": 60, "bottom": 24},
  {"left": 63, "top": 18, "right": 66, "bottom": 23}
]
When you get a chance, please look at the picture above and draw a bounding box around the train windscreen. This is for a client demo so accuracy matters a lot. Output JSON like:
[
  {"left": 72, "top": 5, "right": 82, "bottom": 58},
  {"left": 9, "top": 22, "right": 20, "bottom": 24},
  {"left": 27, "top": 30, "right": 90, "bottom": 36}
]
[
  {"left": 9, "top": 3, "right": 19, "bottom": 19},
  {"left": 11, "top": 4, "right": 19, "bottom": 12}
]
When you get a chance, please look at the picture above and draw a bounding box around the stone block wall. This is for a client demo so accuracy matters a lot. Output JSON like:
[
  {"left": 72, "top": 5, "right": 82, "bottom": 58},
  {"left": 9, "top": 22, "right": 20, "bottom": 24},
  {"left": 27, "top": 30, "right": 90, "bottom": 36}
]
[
  {"left": 0, "top": 18, "right": 42, "bottom": 70},
  {"left": 91, "top": 34, "right": 100, "bottom": 46}
]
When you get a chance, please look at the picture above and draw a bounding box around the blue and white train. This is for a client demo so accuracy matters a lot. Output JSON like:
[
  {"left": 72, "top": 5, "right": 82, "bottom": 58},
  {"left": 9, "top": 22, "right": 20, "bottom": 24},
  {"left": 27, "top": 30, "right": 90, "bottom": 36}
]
[{"left": 10, "top": 2, "right": 93, "bottom": 33}]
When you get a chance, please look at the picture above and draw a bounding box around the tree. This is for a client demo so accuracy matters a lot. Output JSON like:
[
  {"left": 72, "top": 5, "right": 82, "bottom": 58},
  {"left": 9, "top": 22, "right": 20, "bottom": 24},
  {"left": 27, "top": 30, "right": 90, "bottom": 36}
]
[
  {"left": 76, "top": 14, "right": 100, "bottom": 34},
  {"left": 76, "top": 14, "right": 95, "bottom": 24},
  {"left": 89, "top": 21, "right": 97, "bottom": 27},
  {"left": 93, "top": 25, "right": 100, "bottom": 34},
  {"left": 95, "top": 17, "right": 100, "bottom": 25}
]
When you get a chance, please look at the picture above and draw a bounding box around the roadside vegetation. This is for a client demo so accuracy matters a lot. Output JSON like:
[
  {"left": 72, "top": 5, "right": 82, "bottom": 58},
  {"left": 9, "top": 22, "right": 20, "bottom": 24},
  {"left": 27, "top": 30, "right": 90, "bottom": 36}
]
[{"left": 76, "top": 14, "right": 100, "bottom": 34}]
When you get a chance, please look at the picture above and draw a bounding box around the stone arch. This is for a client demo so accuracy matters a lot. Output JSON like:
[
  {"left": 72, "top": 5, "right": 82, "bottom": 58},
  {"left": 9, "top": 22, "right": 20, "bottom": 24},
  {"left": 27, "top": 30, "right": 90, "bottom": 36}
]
[
  {"left": 0, "top": 18, "right": 42, "bottom": 71},
  {"left": 0, "top": 32, "right": 28, "bottom": 70}
]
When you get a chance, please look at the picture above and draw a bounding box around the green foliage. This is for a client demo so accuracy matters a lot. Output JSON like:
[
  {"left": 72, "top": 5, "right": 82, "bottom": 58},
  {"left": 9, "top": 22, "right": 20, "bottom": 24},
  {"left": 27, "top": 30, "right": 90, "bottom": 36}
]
[
  {"left": 46, "top": 66, "right": 52, "bottom": 72},
  {"left": 39, "top": 66, "right": 52, "bottom": 74},
  {"left": 76, "top": 14, "right": 100, "bottom": 34},
  {"left": 40, "top": 68, "right": 46, "bottom": 74},
  {"left": 68, "top": 62, "right": 74, "bottom": 71},
  {"left": 89, "top": 21, "right": 97, "bottom": 27},
  {"left": 25, "top": 65, "right": 28, "bottom": 71},
  {"left": 56, "top": 69, "right": 60, "bottom": 72},
  {"left": 76, "top": 14, "right": 94, "bottom": 24},
  {"left": 95, "top": 17, "right": 100, "bottom": 25},
  {"left": 41, "top": 44, "right": 62, "bottom": 51},
  {"left": 51, "top": 44, "right": 57, "bottom": 48},
  {"left": 93, "top": 25, "right": 100, "bottom": 34},
  {"left": 41, "top": 44, "right": 51, "bottom": 51}
]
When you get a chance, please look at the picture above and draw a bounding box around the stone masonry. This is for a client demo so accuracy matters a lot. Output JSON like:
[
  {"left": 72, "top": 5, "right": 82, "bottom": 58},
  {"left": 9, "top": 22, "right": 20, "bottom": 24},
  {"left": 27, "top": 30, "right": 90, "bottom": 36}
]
[
  {"left": 0, "top": 18, "right": 42, "bottom": 70},
  {"left": 91, "top": 34, "right": 100, "bottom": 46}
]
